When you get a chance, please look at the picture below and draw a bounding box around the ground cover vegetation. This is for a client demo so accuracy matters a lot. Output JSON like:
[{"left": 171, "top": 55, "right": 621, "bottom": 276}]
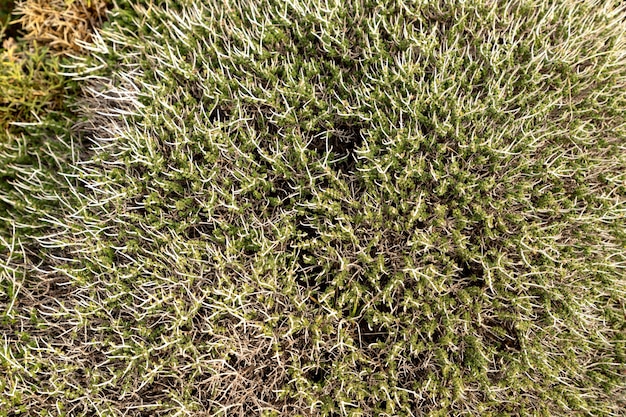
[
  {"left": 0, "top": 0, "right": 108, "bottom": 415},
  {"left": 1, "top": 0, "right": 625, "bottom": 416}
]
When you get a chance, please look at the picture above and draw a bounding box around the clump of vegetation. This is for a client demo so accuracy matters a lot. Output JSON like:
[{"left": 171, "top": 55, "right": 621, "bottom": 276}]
[
  {"left": 0, "top": 38, "right": 64, "bottom": 125},
  {"left": 13, "top": 0, "right": 108, "bottom": 54},
  {"left": 0, "top": 2, "right": 106, "bottom": 415},
  {"left": 0, "top": 0, "right": 108, "bottom": 239},
  {"left": 2, "top": 0, "right": 626, "bottom": 416},
  {"left": 0, "top": 3, "right": 73, "bottom": 243}
]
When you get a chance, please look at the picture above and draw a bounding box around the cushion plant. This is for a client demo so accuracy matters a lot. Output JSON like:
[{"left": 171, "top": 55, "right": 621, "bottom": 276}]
[{"left": 1, "top": 0, "right": 625, "bottom": 416}]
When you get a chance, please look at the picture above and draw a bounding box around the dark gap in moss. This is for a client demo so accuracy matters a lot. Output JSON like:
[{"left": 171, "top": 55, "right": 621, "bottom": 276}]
[
  {"left": 130, "top": 202, "right": 147, "bottom": 218},
  {"left": 309, "top": 121, "right": 364, "bottom": 175},
  {"left": 482, "top": 317, "right": 521, "bottom": 352},
  {"left": 250, "top": 104, "right": 280, "bottom": 135},
  {"left": 409, "top": 352, "right": 430, "bottom": 380},
  {"left": 413, "top": 219, "right": 427, "bottom": 229},
  {"left": 111, "top": 248, "right": 126, "bottom": 266},
  {"left": 264, "top": 119, "right": 280, "bottom": 137},
  {"left": 71, "top": 367, "right": 87, "bottom": 388},
  {"left": 306, "top": 366, "right": 328, "bottom": 383},
  {"left": 467, "top": 226, "right": 487, "bottom": 249},
  {"left": 266, "top": 175, "right": 292, "bottom": 204},
  {"left": 191, "top": 150, "right": 205, "bottom": 164},
  {"left": 189, "top": 386, "right": 206, "bottom": 407},
  {"left": 208, "top": 105, "right": 229, "bottom": 124},
  {"left": 242, "top": 236, "right": 261, "bottom": 256},
  {"left": 252, "top": 364, "right": 272, "bottom": 381},
  {"left": 226, "top": 353, "right": 239, "bottom": 368},
  {"left": 315, "top": 265, "right": 336, "bottom": 296},
  {"left": 417, "top": 108, "right": 434, "bottom": 140},
  {"left": 352, "top": 360, "right": 363, "bottom": 375},
  {"left": 0, "top": 0, "right": 19, "bottom": 40},
  {"left": 368, "top": 268, "right": 391, "bottom": 294},
  {"left": 344, "top": 174, "right": 367, "bottom": 200},
  {"left": 184, "top": 224, "right": 203, "bottom": 240},
  {"left": 184, "top": 209, "right": 216, "bottom": 239},
  {"left": 312, "top": 271, "right": 330, "bottom": 294},
  {"left": 375, "top": 301, "right": 393, "bottom": 315},
  {"left": 188, "top": 315, "right": 216, "bottom": 343},
  {"left": 295, "top": 214, "right": 318, "bottom": 240},
  {"left": 294, "top": 249, "right": 324, "bottom": 290},
  {"left": 378, "top": 27, "right": 396, "bottom": 55},
  {"left": 357, "top": 319, "right": 387, "bottom": 347},
  {"left": 2, "top": 20, "right": 19, "bottom": 41},
  {"left": 186, "top": 79, "right": 203, "bottom": 102},
  {"left": 134, "top": 375, "right": 180, "bottom": 404},
  {"left": 73, "top": 129, "right": 100, "bottom": 154},
  {"left": 41, "top": 276, "right": 74, "bottom": 302},
  {"left": 501, "top": 328, "right": 521, "bottom": 351},
  {"left": 430, "top": 325, "right": 443, "bottom": 344},
  {"left": 454, "top": 256, "right": 486, "bottom": 289}
]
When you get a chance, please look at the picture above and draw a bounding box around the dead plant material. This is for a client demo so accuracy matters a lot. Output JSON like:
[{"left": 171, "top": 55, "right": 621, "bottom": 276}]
[{"left": 13, "top": 0, "right": 107, "bottom": 54}]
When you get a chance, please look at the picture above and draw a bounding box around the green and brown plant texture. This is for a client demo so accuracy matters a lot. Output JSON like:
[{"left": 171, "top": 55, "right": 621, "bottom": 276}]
[
  {"left": 0, "top": 6, "right": 75, "bottom": 246},
  {"left": 2, "top": 0, "right": 626, "bottom": 416},
  {"left": 0, "top": 0, "right": 109, "bottom": 235},
  {"left": 0, "top": 2, "right": 107, "bottom": 415},
  {"left": 0, "top": 0, "right": 109, "bottom": 255}
]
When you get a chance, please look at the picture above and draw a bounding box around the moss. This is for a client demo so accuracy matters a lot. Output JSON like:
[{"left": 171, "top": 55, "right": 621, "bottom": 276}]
[
  {"left": 0, "top": 2, "right": 108, "bottom": 415},
  {"left": 1, "top": 0, "right": 626, "bottom": 416}
]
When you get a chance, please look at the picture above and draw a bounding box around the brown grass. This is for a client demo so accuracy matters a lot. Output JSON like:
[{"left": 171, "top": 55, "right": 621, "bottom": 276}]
[{"left": 13, "top": 0, "right": 107, "bottom": 54}]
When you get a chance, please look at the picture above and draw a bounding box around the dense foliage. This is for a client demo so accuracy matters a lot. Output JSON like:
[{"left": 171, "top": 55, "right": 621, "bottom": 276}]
[{"left": 1, "top": 0, "right": 625, "bottom": 416}]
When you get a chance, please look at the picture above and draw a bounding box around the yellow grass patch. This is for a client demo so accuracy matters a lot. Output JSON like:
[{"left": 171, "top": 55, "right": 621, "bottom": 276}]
[{"left": 13, "top": 0, "right": 107, "bottom": 54}]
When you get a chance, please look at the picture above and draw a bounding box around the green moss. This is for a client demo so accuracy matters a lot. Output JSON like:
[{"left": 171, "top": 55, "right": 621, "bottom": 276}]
[
  {"left": 0, "top": 7, "right": 96, "bottom": 417},
  {"left": 1, "top": 0, "right": 626, "bottom": 415},
  {"left": 0, "top": 40, "right": 77, "bottom": 240}
]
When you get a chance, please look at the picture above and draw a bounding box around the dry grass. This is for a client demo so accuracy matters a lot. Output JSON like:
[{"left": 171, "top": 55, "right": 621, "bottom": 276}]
[
  {"left": 13, "top": 0, "right": 108, "bottom": 54},
  {"left": 0, "top": 0, "right": 109, "bottom": 130}
]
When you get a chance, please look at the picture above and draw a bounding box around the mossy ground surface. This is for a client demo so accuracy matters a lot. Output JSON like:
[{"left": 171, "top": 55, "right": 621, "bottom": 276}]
[
  {"left": 1, "top": 0, "right": 626, "bottom": 416},
  {"left": 0, "top": 2, "right": 77, "bottom": 258}
]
